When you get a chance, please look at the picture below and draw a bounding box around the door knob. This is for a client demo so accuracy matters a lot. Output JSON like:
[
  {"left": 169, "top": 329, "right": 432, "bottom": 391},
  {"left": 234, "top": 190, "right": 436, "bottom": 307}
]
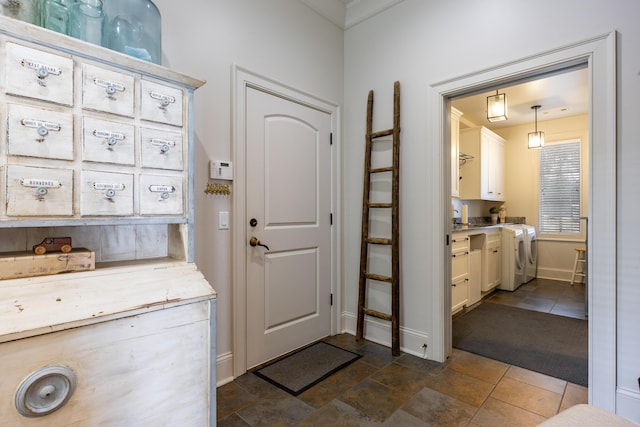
[{"left": 249, "top": 237, "right": 270, "bottom": 251}]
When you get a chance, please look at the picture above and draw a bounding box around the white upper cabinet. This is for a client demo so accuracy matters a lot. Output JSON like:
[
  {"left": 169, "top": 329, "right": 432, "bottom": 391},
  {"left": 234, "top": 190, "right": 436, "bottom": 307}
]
[
  {"left": 451, "top": 107, "right": 463, "bottom": 198},
  {"left": 459, "top": 126, "right": 505, "bottom": 201}
]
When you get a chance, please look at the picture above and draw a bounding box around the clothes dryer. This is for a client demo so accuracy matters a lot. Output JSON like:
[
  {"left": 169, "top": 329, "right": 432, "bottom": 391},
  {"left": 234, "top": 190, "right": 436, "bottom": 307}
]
[
  {"left": 521, "top": 225, "right": 538, "bottom": 283},
  {"left": 499, "top": 226, "right": 526, "bottom": 291}
]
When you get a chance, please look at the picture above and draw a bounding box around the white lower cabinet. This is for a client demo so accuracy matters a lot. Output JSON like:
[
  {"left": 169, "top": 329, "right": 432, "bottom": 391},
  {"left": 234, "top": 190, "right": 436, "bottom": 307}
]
[
  {"left": 483, "top": 231, "right": 502, "bottom": 291},
  {"left": 451, "top": 233, "right": 470, "bottom": 314}
]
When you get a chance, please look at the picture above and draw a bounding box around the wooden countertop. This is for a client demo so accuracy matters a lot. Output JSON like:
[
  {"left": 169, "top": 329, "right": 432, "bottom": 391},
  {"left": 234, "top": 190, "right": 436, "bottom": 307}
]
[{"left": 0, "top": 259, "right": 216, "bottom": 343}]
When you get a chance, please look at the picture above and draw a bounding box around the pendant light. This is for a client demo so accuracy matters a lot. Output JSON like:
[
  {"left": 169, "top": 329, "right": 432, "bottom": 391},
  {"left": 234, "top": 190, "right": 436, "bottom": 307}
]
[
  {"left": 487, "top": 89, "right": 508, "bottom": 122},
  {"left": 528, "top": 105, "right": 545, "bottom": 149}
]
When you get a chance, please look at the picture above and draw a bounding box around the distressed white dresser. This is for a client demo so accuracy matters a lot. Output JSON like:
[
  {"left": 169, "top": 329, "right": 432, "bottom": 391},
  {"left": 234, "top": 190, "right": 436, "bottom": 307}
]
[{"left": 0, "top": 14, "right": 216, "bottom": 426}]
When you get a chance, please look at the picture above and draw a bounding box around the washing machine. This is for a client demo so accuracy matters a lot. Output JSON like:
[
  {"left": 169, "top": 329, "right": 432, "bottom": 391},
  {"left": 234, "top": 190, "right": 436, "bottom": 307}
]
[
  {"left": 499, "top": 226, "right": 526, "bottom": 291},
  {"left": 521, "top": 224, "right": 538, "bottom": 283}
]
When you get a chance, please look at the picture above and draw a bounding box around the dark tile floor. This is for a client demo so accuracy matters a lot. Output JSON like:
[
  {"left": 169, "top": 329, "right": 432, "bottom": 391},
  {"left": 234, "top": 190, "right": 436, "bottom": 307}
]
[{"left": 217, "top": 279, "right": 587, "bottom": 426}]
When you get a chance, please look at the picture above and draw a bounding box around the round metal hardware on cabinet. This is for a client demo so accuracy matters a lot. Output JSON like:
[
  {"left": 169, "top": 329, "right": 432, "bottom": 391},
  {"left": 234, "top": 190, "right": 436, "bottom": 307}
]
[{"left": 15, "top": 365, "right": 77, "bottom": 418}]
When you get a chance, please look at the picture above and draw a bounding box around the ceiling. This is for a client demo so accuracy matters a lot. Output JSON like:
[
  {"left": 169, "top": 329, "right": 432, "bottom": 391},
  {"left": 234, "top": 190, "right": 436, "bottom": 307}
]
[
  {"left": 451, "top": 67, "right": 588, "bottom": 131},
  {"left": 299, "top": 0, "right": 404, "bottom": 29}
]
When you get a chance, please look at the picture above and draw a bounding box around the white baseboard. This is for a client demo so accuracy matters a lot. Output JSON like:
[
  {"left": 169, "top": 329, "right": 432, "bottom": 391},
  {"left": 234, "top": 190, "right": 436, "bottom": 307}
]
[
  {"left": 536, "top": 267, "right": 576, "bottom": 283},
  {"left": 616, "top": 388, "right": 640, "bottom": 424},
  {"left": 216, "top": 352, "right": 234, "bottom": 387},
  {"left": 341, "top": 311, "right": 430, "bottom": 359}
]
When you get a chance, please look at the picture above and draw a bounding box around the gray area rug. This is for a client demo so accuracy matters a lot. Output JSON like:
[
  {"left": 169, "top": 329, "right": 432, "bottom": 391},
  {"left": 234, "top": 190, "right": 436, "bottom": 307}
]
[
  {"left": 453, "top": 302, "right": 588, "bottom": 386},
  {"left": 253, "top": 341, "right": 361, "bottom": 395}
]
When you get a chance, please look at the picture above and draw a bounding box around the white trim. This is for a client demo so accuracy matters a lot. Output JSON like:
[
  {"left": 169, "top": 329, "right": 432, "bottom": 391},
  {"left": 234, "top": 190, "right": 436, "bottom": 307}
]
[
  {"left": 341, "top": 311, "right": 430, "bottom": 358},
  {"left": 215, "top": 352, "right": 234, "bottom": 387},
  {"left": 231, "top": 65, "right": 341, "bottom": 378},
  {"left": 429, "top": 32, "right": 617, "bottom": 411}
]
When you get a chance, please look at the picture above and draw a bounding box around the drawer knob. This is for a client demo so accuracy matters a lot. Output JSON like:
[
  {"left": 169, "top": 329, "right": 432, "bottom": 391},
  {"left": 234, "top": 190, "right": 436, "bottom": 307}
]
[
  {"left": 36, "top": 187, "right": 48, "bottom": 197},
  {"left": 15, "top": 365, "right": 76, "bottom": 418},
  {"left": 37, "top": 126, "right": 49, "bottom": 137},
  {"left": 37, "top": 66, "right": 49, "bottom": 79}
]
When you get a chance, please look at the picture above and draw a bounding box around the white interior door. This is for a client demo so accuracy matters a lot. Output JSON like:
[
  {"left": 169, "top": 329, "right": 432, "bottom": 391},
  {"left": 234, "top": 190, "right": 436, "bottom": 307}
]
[{"left": 245, "top": 86, "right": 332, "bottom": 369}]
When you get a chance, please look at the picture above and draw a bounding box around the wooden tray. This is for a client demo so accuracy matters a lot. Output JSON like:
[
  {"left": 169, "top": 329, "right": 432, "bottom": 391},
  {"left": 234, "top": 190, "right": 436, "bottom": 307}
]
[{"left": 0, "top": 248, "right": 95, "bottom": 280}]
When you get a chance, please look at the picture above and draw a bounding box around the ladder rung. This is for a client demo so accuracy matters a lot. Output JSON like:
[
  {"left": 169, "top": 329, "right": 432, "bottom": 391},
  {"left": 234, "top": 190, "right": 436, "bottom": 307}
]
[
  {"left": 365, "top": 273, "right": 392, "bottom": 283},
  {"left": 368, "top": 203, "right": 392, "bottom": 209},
  {"left": 370, "top": 129, "right": 394, "bottom": 139},
  {"left": 367, "top": 237, "right": 392, "bottom": 245},
  {"left": 370, "top": 167, "right": 393, "bottom": 173},
  {"left": 362, "top": 308, "right": 393, "bottom": 322}
]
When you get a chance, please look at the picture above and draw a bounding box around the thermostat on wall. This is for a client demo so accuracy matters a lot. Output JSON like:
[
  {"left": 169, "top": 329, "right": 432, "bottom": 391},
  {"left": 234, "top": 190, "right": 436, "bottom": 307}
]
[{"left": 210, "top": 160, "right": 233, "bottom": 180}]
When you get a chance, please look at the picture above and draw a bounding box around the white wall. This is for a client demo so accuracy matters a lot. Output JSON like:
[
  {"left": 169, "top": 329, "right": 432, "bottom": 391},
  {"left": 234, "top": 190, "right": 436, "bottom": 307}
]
[
  {"left": 151, "top": 0, "right": 344, "bottom": 384},
  {"left": 344, "top": 0, "right": 640, "bottom": 420}
]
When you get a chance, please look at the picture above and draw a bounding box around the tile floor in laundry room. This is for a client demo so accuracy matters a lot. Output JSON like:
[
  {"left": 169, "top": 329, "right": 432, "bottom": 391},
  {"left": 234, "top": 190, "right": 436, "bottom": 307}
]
[{"left": 217, "top": 279, "right": 588, "bottom": 426}]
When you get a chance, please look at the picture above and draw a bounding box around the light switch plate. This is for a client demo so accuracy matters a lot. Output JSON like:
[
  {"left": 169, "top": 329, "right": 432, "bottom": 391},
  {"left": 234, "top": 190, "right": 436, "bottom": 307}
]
[{"left": 219, "top": 211, "right": 229, "bottom": 230}]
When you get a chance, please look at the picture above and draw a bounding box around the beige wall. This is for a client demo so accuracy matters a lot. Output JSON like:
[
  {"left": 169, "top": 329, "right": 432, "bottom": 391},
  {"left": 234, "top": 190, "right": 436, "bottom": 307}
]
[{"left": 496, "top": 114, "right": 588, "bottom": 280}]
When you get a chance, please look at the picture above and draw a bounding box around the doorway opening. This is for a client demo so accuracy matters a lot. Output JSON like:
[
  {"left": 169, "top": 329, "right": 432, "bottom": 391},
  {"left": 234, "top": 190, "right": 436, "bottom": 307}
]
[{"left": 429, "top": 32, "right": 616, "bottom": 408}]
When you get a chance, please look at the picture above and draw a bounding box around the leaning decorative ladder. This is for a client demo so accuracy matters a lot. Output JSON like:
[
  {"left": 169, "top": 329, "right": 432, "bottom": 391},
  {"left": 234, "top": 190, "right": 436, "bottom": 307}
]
[{"left": 356, "top": 81, "right": 401, "bottom": 356}]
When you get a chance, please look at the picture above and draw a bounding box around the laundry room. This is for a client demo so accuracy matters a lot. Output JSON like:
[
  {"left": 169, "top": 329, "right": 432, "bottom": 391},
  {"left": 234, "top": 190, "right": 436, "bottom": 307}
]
[{"left": 449, "top": 66, "right": 589, "bottom": 317}]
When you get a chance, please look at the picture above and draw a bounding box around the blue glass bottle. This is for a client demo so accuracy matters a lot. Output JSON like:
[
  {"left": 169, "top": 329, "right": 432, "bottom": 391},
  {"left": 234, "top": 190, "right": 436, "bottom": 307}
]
[
  {"left": 103, "top": 0, "right": 161, "bottom": 64},
  {"left": 69, "top": 0, "right": 103, "bottom": 46},
  {"left": 42, "top": 0, "right": 76, "bottom": 35}
]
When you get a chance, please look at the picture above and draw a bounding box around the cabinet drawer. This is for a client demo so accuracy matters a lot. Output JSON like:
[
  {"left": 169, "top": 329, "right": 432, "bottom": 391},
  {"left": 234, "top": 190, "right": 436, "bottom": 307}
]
[
  {"left": 6, "top": 165, "right": 73, "bottom": 216},
  {"left": 140, "top": 79, "right": 184, "bottom": 126},
  {"left": 5, "top": 42, "right": 74, "bottom": 106},
  {"left": 81, "top": 64, "right": 135, "bottom": 117},
  {"left": 451, "top": 234, "right": 469, "bottom": 251},
  {"left": 82, "top": 116, "right": 135, "bottom": 165},
  {"left": 140, "top": 127, "right": 184, "bottom": 170},
  {"left": 7, "top": 103, "right": 74, "bottom": 160},
  {"left": 452, "top": 276, "right": 469, "bottom": 312},
  {"left": 80, "top": 170, "right": 134, "bottom": 216},
  {"left": 452, "top": 249, "right": 469, "bottom": 279},
  {"left": 139, "top": 174, "right": 183, "bottom": 216}
]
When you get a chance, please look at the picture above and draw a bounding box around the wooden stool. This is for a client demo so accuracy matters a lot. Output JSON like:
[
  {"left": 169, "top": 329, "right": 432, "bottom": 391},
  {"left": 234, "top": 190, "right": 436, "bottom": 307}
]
[{"left": 570, "top": 247, "right": 587, "bottom": 285}]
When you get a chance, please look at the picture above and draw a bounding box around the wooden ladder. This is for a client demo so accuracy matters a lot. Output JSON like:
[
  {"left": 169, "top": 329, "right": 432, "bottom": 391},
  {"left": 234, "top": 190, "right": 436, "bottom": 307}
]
[{"left": 356, "top": 81, "right": 401, "bottom": 356}]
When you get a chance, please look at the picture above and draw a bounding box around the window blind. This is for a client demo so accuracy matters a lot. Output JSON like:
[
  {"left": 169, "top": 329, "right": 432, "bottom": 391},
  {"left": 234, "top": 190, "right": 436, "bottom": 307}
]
[{"left": 539, "top": 141, "right": 581, "bottom": 234}]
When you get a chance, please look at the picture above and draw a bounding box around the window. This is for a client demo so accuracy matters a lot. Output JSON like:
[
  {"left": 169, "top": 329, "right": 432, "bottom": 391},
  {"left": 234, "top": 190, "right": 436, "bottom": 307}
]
[{"left": 539, "top": 140, "right": 581, "bottom": 234}]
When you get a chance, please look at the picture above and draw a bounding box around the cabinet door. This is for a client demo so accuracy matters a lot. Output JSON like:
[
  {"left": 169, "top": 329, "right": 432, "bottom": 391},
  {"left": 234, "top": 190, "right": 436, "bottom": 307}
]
[
  {"left": 451, "top": 108, "right": 462, "bottom": 197},
  {"left": 452, "top": 249, "right": 469, "bottom": 280},
  {"left": 489, "top": 136, "right": 505, "bottom": 201},
  {"left": 5, "top": 42, "right": 74, "bottom": 106},
  {"left": 452, "top": 276, "right": 469, "bottom": 313}
]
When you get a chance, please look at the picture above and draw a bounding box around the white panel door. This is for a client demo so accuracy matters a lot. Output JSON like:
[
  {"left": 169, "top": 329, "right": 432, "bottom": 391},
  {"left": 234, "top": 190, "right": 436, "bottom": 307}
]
[{"left": 246, "top": 86, "right": 332, "bottom": 368}]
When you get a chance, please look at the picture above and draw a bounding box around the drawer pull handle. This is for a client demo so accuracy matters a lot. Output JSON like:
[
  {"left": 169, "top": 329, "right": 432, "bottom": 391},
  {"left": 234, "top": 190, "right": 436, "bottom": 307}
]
[
  {"left": 21, "top": 59, "right": 62, "bottom": 85},
  {"left": 93, "top": 182, "right": 125, "bottom": 200},
  {"left": 21, "top": 179, "right": 62, "bottom": 201},
  {"left": 93, "top": 78, "right": 125, "bottom": 97},
  {"left": 151, "top": 138, "right": 176, "bottom": 154},
  {"left": 93, "top": 130, "right": 125, "bottom": 148},
  {"left": 15, "top": 365, "right": 76, "bottom": 418},
  {"left": 149, "top": 185, "right": 176, "bottom": 201},
  {"left": 21, "top": 119, "right": 61, "bottom": 141},
  {"left": 149, "top": 91, "right": 176, "bottom": 109}
]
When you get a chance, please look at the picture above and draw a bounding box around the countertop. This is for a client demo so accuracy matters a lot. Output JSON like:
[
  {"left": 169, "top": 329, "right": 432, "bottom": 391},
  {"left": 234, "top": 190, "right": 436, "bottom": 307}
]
[{"left": 452, "top": 223, "right": 514, "bottom": 233}]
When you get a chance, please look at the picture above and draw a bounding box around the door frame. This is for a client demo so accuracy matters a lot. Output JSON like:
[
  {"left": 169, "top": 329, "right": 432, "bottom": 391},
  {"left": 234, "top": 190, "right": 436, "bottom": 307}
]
[
  {"left": 429, "top": 32, "right": 616, "bottom": 409},
  {"left": 232, "top": 65, "right": 341, "bottom": 377}
]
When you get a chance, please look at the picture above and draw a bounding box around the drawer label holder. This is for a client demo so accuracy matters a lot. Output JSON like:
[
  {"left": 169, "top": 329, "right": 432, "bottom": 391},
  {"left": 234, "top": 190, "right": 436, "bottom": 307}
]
[
  {"left": 150, "top": 138, "right": 176, "bottom": 154},
  {"left": 148, "top": 91, "right": 176, "bottom": 109},
  {"left": 21, "top": 118, "right": 61, "bottom": 141},
  {"left": 93, "top": 182, "right": 126, "bottom": 201},
  {"left": 21, "top": 178, "right": 62, "bottom": 200},
  {"left": 21, "top": 59, "right": 62, "bottom": 86},
  {"left": 148, "top": 184, "right": 176, "bottom": 201},
  {"left": 93, "top": 78, "right": 126, "bottom": 99},
  {"left": 93, "top": 129, "right": 126, "bottom": 148}
]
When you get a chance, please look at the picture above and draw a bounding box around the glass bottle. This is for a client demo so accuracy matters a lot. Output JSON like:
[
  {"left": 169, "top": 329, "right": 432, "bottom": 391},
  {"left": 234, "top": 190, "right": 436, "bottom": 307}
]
[
  {"left": 0, "top": 0, "right": 40, "bottom": 25},
  {"left": 69, "top": 0, "right": 103, "bottom": 46},
  {"left": 103, "top": 0, "right": 161, "bottom": 64},
  {"left": 42, "top": 0, "right": 76, "bottom": 35}
]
